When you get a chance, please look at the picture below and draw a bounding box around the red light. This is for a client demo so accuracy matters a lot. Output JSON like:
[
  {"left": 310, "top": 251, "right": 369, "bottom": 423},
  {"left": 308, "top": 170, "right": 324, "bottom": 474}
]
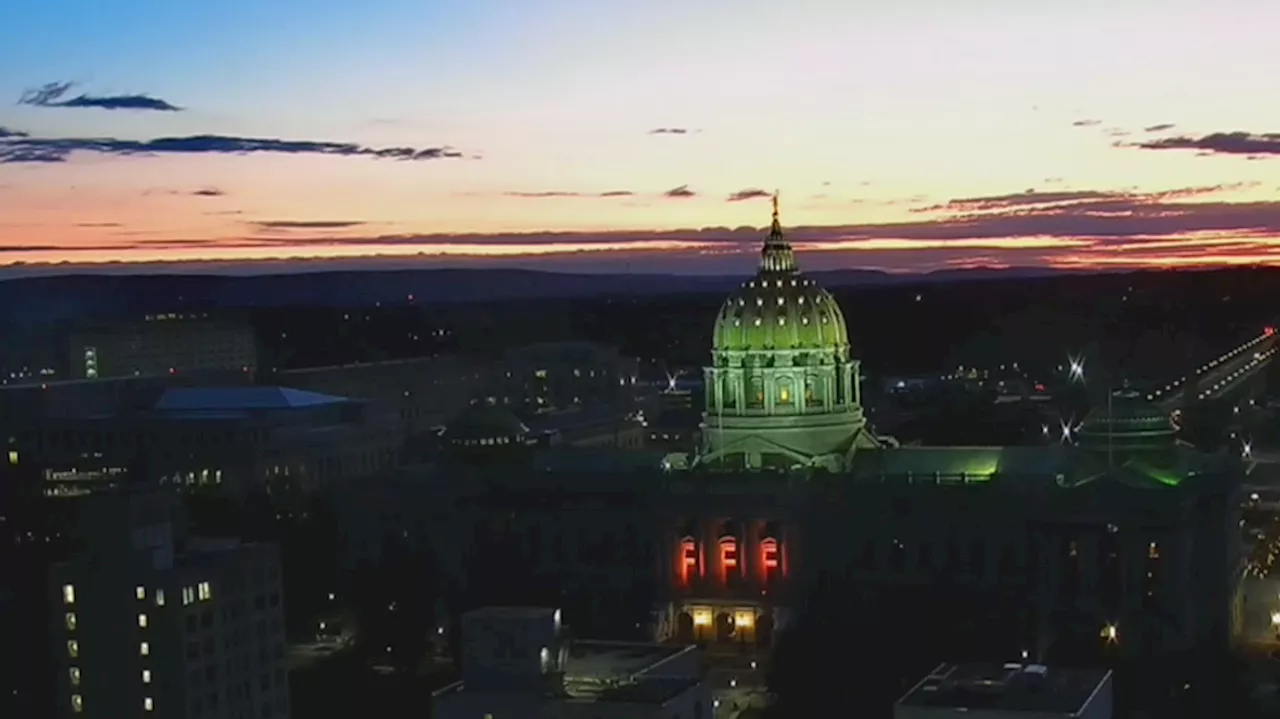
[
  {"left": 1034, "top": 383, "right": 1045, "bottom": 392},
  {"left": 680, "top": 538, "right": 697, "bottom": 584},
  {"left": 719, "top": 536, "right": 738, "bottom": 568},
  {"left": 168, "top": 367, "right": 176, "bottom": 375},
  {"left": 407, "top": 294, "right": 415, "bottom": 302},
  {"left": 1266, "top": 326, "right": 1275, "bottom": 337},
  {"left": 761, "top": 538, "right": 779, "bottom": 569}
]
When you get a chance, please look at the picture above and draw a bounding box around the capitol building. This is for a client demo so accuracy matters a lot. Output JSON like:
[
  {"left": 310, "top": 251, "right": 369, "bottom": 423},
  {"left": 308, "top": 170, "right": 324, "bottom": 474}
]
[{"left": 338, "top": 195, "right": 1244, "bottom": 661}]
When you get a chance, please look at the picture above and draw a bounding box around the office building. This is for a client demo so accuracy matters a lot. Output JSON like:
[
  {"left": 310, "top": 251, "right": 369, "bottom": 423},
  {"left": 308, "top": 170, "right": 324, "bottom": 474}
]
[
  {"left": 48, "top": 488, "right": 289, "bottom": 719},
  {"left": 68, "top": 316, "right": 257, "bottom": 380}
]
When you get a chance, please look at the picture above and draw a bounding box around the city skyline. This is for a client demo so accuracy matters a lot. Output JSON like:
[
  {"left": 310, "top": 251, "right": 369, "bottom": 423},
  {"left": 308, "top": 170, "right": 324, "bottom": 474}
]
[{"left": 4, "top": 0, "right": 1280, "bottom": 274}]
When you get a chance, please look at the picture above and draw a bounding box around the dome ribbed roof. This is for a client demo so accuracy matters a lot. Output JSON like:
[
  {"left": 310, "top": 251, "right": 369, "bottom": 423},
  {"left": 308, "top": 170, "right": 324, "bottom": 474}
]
[
  {"left": 712, "top": 194, "right": 851, "bottom": 354},
  {"left": 444, "top": 400, "right": 529, "bottom": 445},
  {"left": 1077, "top": 387, "right": 1176, "bottom": 451}
]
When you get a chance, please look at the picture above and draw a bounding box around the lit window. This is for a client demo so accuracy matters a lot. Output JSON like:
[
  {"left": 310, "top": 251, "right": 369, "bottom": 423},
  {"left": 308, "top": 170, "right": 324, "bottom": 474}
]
[
  {"left": 7, "top": 450, "right": 17, "bottom": 465},
  {"left": 136, "top": 586, "right": 146, "bottom": 600},
  {"left": 69, "top": 667, "right": 80, "bottom": 686},
  {"left": 761, "top": 538, "right": 780, "bottom": 569},
  {"left": 680, "top": 538, "right": 698, "bottom": 584},
  {"left": 197, "top": 581, "right": 212, "bottom": 601},
  {"left": 142, "top": 669, "right": 152, "bottom": 684},
  {"left": 67, "top": 640, "right": 79, "bottom": 658},
  {"left": 65, "top": 613, "right": 77, "bottom": 631},
  {"left": 144, "top": 697, "right": 154, "bottom": 711},
  {"left": 140, "top": 641, "right": 150, "bottom": 656},
  {"left": 71, "top": 694, "right": 83, "bottom": 713},
  {"left": 720, "top": 536, "right": 739, "bottom": 568},
  {"left": 182, "top": 587, "right": 195, "bottom": 606},
  {"left": 155, "top": 589, "right": 166, "bottom": 607},
  {"left": 137, "top": 613, "right": 148, "bottom": 628},
  {"left": 62, "top": 584, "right": 76, "bottom": 605}
]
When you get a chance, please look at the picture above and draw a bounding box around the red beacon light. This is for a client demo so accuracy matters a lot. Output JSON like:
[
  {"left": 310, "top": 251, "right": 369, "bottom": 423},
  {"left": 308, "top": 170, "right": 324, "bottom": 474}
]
[{"left": 1265, "top": 326, "right": 1275, "bottom": 337}]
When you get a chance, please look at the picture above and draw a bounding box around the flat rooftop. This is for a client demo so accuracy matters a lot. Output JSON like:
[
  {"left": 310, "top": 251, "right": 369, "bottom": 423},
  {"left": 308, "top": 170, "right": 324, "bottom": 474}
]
[
  {"left": 464, "top": 606, "right": 557, "bottom": 621},
  {"left": 435, "top": 639, "right": 699, "bottom": 706},
  {"left": 563, "top": 641, "right": 699, "bottom": 705},
  {"left": 564, "top": 640, "right": 687, "bottom": 679},
  {"left": 576, "top": 676, "right": 701, "bottom": 705},
  {"left": 897, "top": 662, "right": 1111, "bottom": 715}
]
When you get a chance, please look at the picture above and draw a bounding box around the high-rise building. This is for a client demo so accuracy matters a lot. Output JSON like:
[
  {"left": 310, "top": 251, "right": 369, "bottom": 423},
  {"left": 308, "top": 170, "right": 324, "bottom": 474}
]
[
  {"left": 48, "top": 488, "right": 289, "bottom": 719},
  {"left": 68, "top": 316, "right": 257, "bottom": 380}
]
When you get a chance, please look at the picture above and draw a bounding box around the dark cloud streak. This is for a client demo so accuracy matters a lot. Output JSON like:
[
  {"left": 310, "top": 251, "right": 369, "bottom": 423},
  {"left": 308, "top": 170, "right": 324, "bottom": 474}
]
[
  {"left": 504, "top": 190, "right": 636, "bottom": 199},
  {"left": 19, "top": 81, "right": 183, "bottom": 112},
  {"left": 251, "top": 220, "right": 368, "bottom": 230},
  {"left": 0, "top": 128, "right": 467, "bottom": 165},
  {"left": 727, "top": 188, "right": 770, "bottom": 202},
  {"left": 1127, "top": 131, "right": 1280, "bottom": 157},
  {"left": 664, "top": 185, "right": 696, "bottom": 198}
]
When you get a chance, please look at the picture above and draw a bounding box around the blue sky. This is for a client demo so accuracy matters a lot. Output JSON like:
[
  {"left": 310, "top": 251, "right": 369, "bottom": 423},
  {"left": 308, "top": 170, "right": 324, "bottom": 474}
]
[{"left": 4, "top": 0, "right": 1280, "bottom": 274}]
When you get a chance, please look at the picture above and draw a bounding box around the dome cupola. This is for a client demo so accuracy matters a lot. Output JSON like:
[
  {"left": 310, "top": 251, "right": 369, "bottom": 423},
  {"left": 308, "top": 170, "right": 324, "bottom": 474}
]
[
  {"left": 1076, "top": 385, "right": 1176, "bottom": 453},
  {"left": 712, "top": 194, "right": 850, "bottom": 354},
  {"left": 695, "top": 192, "right": 889, "bottom": 470},
  {"left": 444, "top": 399, "right": 530, "bottom": 449}
]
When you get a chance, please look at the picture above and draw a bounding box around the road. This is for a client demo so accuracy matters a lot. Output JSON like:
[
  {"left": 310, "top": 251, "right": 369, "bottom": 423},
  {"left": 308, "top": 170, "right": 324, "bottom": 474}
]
[
  {"left": 1150, "top": 331, "right": 1278, "bottom": 411},
  {"left": 287, "top": 634, "right": 354, "bottom": 671}
]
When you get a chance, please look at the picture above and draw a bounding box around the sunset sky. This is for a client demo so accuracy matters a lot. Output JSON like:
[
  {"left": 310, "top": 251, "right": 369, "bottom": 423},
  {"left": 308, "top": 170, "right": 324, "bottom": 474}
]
[{"left": 4, "top": 0, "right": 1280, "bottom": 275}]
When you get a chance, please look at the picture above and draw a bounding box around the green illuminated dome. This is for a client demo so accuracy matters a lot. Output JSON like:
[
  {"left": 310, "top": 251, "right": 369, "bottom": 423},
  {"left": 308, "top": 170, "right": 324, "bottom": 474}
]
[
  {"left": 695, "top": 193, "right": 890, "bottom": 471},
  {"left": 1077, "top": 387, "right": 1176, "bottom": 452},
  {"left": 712, "top": 199, "right": 849, "bottom": 355}
]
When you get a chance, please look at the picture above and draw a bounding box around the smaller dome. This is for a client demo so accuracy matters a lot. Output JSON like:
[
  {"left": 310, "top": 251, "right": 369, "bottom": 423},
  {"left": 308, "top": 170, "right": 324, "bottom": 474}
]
[
  {"left": 444, "top": 400, "right": 529, "bottom": 448},
  {"left": 1077, "top": 387, "right": 1175, "bottom": 451}
]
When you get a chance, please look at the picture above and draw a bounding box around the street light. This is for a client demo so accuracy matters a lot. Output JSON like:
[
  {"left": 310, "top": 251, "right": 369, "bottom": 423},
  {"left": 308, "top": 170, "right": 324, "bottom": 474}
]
[{"left": 1068, "top": 357, "right": 1085, "bottom": 382}]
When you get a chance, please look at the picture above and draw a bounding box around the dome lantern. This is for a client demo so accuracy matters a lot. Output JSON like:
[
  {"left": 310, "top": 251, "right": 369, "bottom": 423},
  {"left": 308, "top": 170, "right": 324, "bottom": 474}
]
[{"left": 759, "top": 191, "right": 798, "bottom": 274}]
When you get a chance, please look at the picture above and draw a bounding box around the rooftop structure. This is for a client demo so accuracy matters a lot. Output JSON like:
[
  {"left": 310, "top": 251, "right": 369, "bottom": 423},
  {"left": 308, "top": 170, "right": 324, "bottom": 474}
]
[
  {"left": 433, "top": 606, "right": 709, "bottom": 719},
  {"left": 152, "top": 386, "right": 348, "bottom": 414},
  {"left": 442, "top": 399, "right": 530, "bottom": 448},
  {"left": 895, "top": 662, "right": 1113, "bottom": 719}
]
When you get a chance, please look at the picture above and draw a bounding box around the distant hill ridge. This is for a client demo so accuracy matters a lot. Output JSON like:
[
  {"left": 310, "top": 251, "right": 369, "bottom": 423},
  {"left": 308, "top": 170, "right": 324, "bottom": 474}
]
[{"left": 0, "top": 265, "right": 1181, "bottom": 325}]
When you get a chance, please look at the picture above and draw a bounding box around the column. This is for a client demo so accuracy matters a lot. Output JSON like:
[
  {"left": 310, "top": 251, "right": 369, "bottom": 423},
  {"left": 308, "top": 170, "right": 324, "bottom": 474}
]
[{"left": 852, "top": 360, "right": 862, "bottom": 406}]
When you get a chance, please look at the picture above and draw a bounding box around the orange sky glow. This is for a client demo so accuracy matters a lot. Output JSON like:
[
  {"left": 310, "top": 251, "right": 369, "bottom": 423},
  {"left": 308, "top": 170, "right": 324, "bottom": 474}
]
[{"left": 5, "top": 0, "right": 1280, "bottom": 275}]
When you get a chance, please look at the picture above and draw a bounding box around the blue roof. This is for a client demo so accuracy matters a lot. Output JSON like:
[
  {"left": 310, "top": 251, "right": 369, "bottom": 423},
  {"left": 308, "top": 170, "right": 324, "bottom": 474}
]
[{"left": 153, "top": 386, "right": 349, "bottom": 412}]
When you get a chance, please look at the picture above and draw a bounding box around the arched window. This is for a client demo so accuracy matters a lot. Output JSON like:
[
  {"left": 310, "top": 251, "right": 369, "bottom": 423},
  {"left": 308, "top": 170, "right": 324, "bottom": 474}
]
[
  {"left": 721, "top": 376, "right": 736, "bottom": 408},
  {"left": 747, "top": 377, "right": 764, "bottom": 408},
  {"left": 805, "top": 375, "right": 823, "bottom": 406},
  {"left": 777, "top": 378, "right": 794, "bottom": 405}
]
